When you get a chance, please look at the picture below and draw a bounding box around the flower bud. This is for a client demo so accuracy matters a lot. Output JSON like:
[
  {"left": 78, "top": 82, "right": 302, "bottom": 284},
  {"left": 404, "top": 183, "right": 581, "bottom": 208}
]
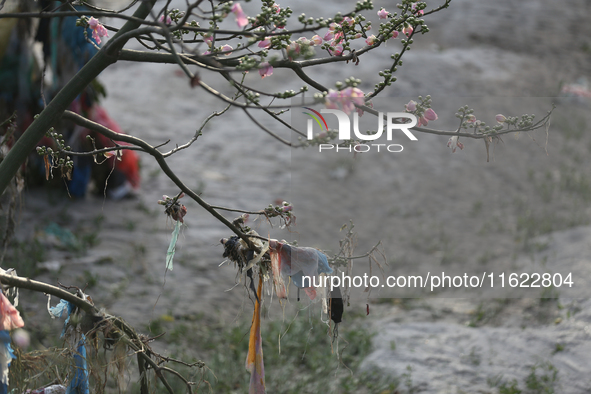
[{"left": 424, "top": 108, "right": 438, "bottom": 121}]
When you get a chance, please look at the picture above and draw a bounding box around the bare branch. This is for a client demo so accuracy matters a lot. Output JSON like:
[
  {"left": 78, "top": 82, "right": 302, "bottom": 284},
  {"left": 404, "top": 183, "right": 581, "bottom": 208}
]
[{"left": 61, "top": 110, "right": 260, "bottom": 251}]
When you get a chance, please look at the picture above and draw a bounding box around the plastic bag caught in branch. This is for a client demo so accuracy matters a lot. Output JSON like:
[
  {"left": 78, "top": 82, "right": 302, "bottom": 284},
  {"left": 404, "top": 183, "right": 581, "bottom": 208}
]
[
  {"left": 0, "top": 330, "right": 15, "bottom": 391},
  {"left": 49, "top": 299, "right": 74, "bottom": 338},
  {"left": 28, "top": 384, "right": 67, "bottom": 394},
  {"left": 159, "top": 193, "right": 187, "bottom": 271},
  {"left": 166, "top": 219, "right": 182, "bottom": 271},
  {"left": 221, "top": 231, "right": 267, "bottom": 272},
  {"left": 245, "top": 276, "right": 265, "bottom": 394},
  {"left": 0, "top": 292, "right": 24, "bottom": 331},
  {"left": 66, "top": 334, "right": 89, "bottom": 394},
  {"left": 269, "top": 240, "right": 333, "bottom": 300}
]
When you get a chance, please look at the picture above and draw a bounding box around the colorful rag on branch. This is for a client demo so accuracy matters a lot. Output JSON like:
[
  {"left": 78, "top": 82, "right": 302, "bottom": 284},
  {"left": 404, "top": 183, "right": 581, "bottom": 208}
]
[
  {"left": 268, "top": 240, "right": 333, "bottom": 300},
  {"left": 49, "top": 299, "right": 89, "bottom": 394},
  {"left": 0, "top": 291, "right": 24, "bottom": 393},
  {"left": 246, "top": 276, "right": 265, "bottom": 394},
  {"left": 66, "top": 335, "right": 89, "bottom": 394},
  {"left": 222, "top": 235, "right": 342, "bottom": 393},
  {"left": 49, "top": 299, "right": 74, "bottom": 338}
]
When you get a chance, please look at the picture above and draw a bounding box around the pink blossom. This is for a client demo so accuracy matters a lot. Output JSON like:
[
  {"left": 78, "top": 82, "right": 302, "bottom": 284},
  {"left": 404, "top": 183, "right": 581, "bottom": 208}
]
[
  {"left": 405, "top": 100, "right": 417, "bottom": 112},
  {"left": 447, "top": 135, "right": 464, "bottom": 153},
  {"left": 347, "top": 87, "right": 366, "bottom": 106},
  {"left": 328, "top": 44, "right": 343, "bottom": 56},
  {"left": 202, "top": 50, "right": 211, "bottom": 55},
  {"left": 259, "top": 62, "right": 273, "bottom": 78},
  {"left": 88, "top": 17, "right": 99, "bottom": 29},
  {"left": 231, "top": 3, "right": 248, "bottom": 28},
  {"left": 159, "top": 14, "right": 172, "bottom": 25},
  {"left": 392, "top": 31, "right": 399, "bottom": 39},
  {"left": 204, "top": 35, "right": 213, "bottom": 47},
  {"left": 285, "top": 42, "right": 301, "bottom": 60},
  {"left": 329, "top": 22, "right": 339, "bottom": 31},
  {"left": 342, "top": 17, "right": 355, "bottom": 26},
  {"left": 365, "top": 35, "right": 377, "bottom": 46},
  {"left": 325, "top": 90, "right": 340, "bottom": 109},
  {"left": 332, "top": 31, "right": 344, "bottom": 44},
  {"left": 310, "top": 35, "right": 323, "bottom": 45},
  {"left": 354, "top": 32, "right": 363, "bottom": 39},
  {"left": 221, "top": 44, "right": 233, "bottom": 55},
  {"left": 424, "top": 108, "right": 438, "bottom": 121},
  {"left": 411, "top": 3, "right": 424, "bottom": 15},
  {"left": 465, "top": 114, "right": 476, "bottom": 123},
  {"left": 323, "top": 31, "right": 335, "bottom": 42},
  {"left": 402, "top": 24, "right": 413, "bottom": 36},
  {"left": 272, "top": 3, "right": 280, "bottom": 13},
  {"left": 0, "top": 292, "right": 24, "bottom": 330},
  {"left": 287, "top": 42, "right": 301, "bottom": 54},
  {"left": 258, "top": 37, "right": 272, "bottom": 48},
  {"left": 495, "top": 114, "right": 506, "bottom": 123},
  {"left": 340, "top": 87, "right": 365, "bottom": 114},
  {"left": 377, "top": 8, "right": 389, "bottom": 19},
  {"left": 88, "top": 17, "right": 109, "bottom": 44},
  {"left": 418, "top": 116, "right": 428, "bottom": 126},
  {"left": 296, "top": 37, "right": 310, "bottom": 45}
]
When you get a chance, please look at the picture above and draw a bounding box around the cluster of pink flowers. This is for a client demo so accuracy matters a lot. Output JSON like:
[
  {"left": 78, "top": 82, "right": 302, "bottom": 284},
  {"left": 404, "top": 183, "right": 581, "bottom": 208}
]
[
  {"left": 405, "top": 100, "right": 438, "bottom": 127},
  {"left": 159, "top": 14, "right": 172, "bottom": 25},
  {"left": 402, "top": 24, "right": 413, "bottom": 36},
  {"left": 365, "top": 35, "right": 377, "bottom": 46},
  {"left": 88, "top": 17, "right": 108, "bottom": 44},
  {"left": 325, "top": 87, "right": 366, "bottom": 114},
  {"left": 213, "top": 2, "right": 420, "bottom": 78},
  {"left": 411, "top": 2, "right": 424, "bottom": 16},
  {"left": 202, "top": 35, "right": 233, "bottom": 56},
  {"left": 377, "top": 7, "right": 416, "bottom": 38}
]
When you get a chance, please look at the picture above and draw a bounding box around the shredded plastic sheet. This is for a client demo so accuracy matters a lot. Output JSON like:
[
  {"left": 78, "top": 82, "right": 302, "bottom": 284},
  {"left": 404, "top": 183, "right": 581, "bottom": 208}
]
[
  {"left": 28, "top": 384, "right": 67, "bottom": 394},
  {"left": 166, "top": 220, "right": 182, "bottom": 271},
  {"left": 0, "top": 269, "right": 19, "bottom": 307},
  {"left": 0, "top": 330, "right": 15, "bottom": 392},
  {"left": 221, "top": 231, "right": 267, "bottom": 272},
  {"left": 268, "top": 240, "right": 333, "bottom": 300},
  {"left": 0, "top": 292, "right": 24, "bottom": 331},
  {"left": 66, "top": 335, "right": 89, "bottom": 394},
  {"left": 243, "top": 240, "right": 269, "bottom": 272},
  {"left": 49, "top": 299, "right": 74, "bottom": 338},
  {"left": 245, "top": 276, "right": 265, "bottom": 394}
]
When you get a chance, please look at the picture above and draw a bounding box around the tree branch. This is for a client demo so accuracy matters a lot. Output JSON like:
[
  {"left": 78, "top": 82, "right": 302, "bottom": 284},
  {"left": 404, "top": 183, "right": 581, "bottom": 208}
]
[
  {"left": 0, "top": 273, "right": 98, "bottom": 316},
  {"left": 61, "top": 111, "right": 259, "bottom": 251}
]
